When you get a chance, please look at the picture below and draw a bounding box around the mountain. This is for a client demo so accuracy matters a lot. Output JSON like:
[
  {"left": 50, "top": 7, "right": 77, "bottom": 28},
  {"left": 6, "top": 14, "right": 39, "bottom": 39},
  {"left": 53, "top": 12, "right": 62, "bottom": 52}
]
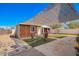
[
  {"left": 0, "top": 26, "right": 15, "bottom": 30},
  {"left": 22, "top": 3, "right": 79, "bottom": 26}
]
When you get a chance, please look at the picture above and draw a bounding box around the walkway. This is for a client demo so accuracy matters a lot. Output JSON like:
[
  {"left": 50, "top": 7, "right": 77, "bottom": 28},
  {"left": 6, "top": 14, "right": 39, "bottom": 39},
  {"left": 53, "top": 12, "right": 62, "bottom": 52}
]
[
  {"left": 11, "top": 38, "right": 32, "bottom": 49},
  {"left": 8, "top": 38, "right": 32, "bottom": 56},
  {"left": 9, "top": 48, "right": 44, "bottom": 56}
]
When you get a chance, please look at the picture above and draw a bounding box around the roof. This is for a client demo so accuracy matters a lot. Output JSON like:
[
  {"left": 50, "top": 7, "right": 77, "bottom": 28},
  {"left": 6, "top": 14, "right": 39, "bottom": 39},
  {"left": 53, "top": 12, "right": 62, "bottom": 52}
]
[
  {"left": 22, "top": 3, "right": 79, "bottom": 26},
  {"left": 20, "top": 23, "right": 41, "bottom": 27},
  {"left": 41, "top": 25, "right": 51, "bottom": 28}
]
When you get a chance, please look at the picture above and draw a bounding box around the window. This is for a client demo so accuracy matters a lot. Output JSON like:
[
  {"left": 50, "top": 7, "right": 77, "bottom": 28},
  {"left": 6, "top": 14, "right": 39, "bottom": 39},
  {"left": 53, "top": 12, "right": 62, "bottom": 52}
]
[{"left": 30, "top": 26, "right": 36, "bottom": 33}]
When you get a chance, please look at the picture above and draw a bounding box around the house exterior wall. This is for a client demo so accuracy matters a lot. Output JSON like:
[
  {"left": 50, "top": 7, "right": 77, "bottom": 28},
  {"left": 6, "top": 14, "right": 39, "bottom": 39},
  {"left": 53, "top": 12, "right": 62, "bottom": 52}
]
[
  {"left": 16, "top": 24, "right": 38, "bottom": 39},
  {"left": 15, "top": 25, "right": 20, "bottom": 38},
  {"left": 15, "top": 24, "right": 51, "bottom": 39},
  {"left": 20, "top": 24, "right": 30, "bottom": 39},
  {"left": 37, "top": 27, "right": 42, "bottom": 36}
]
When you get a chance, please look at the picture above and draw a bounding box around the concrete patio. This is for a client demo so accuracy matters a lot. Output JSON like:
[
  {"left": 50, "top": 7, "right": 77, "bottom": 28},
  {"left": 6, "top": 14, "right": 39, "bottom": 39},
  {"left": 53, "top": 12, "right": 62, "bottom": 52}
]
[
  {"left": 10, "top": 36, "right": 77, "bottom": 56},
  {"left": 9, "top": 48, "right": 45, "bottom": 56},
  {"left": 34, "top": 36, "right": 76, "bottom": 56}
]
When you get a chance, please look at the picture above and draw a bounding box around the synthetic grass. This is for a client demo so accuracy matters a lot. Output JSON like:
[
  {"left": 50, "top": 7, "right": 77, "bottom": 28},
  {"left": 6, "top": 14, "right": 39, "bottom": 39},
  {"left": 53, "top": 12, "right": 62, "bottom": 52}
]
[{"left": 24, "top": 37, "right": 49, "bottom": 47}]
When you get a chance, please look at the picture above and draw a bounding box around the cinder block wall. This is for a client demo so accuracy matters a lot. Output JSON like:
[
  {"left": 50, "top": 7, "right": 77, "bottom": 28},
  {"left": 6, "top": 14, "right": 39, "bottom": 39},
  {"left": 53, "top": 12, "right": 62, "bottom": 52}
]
[{"left": 51, "top": 29, "right": 79, "bottom": 34}]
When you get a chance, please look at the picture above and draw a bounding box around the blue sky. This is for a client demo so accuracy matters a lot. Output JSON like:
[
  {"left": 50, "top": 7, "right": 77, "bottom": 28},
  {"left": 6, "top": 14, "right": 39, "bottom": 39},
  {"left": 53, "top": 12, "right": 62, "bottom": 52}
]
[
  {"left": 0, "top": 3, "right": 49, "bottom": 26},
  {"left": 73, "top": 3, "right": 79, "bottom": 15},
  {"left": 0, "top": 3, "right": 79, "bottom": 26}
]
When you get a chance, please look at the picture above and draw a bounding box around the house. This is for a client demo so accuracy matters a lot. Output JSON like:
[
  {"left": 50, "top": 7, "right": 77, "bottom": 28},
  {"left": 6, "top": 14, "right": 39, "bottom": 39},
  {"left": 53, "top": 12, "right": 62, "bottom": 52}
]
[
  {"left": 15, "top": 3, "right": 79, "bottom": 39},
  {"left": 15, "top": 23, "right": 50, "bottom": 39}
]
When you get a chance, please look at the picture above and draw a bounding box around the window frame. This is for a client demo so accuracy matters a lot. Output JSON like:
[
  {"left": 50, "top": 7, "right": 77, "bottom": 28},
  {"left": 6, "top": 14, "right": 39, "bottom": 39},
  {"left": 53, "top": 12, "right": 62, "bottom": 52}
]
[{"left": 30, "top": 25, "right": 36, "bottom": 33}]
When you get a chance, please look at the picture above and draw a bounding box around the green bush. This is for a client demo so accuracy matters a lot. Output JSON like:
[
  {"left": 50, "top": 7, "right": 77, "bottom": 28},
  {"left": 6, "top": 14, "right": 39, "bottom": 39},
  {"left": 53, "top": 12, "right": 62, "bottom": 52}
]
[{"left": 67, "top": 22, "right": 79, "bottom": 29}]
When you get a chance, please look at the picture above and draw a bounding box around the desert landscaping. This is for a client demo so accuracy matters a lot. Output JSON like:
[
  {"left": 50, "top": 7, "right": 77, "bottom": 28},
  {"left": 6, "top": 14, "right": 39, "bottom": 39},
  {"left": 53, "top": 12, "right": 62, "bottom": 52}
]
[{"left": 0, "top": 34, "right": 15, "bottom": 55}]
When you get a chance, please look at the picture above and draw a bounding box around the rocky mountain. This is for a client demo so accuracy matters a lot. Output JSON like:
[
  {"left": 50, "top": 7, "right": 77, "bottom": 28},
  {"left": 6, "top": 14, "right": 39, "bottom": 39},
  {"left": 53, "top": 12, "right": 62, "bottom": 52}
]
[{"left": 22, "top": 3, "right": 79, "bottom": 26}]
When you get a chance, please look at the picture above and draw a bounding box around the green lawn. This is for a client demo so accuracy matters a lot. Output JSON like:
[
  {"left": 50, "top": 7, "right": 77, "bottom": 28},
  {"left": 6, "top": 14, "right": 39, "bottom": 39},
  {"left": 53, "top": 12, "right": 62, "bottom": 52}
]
[
  {"left": 24, "top": 36, "right": 51, "bottom": 47},
  {"left": 48, "top": 34, "right": 79, "bottom": 39}
]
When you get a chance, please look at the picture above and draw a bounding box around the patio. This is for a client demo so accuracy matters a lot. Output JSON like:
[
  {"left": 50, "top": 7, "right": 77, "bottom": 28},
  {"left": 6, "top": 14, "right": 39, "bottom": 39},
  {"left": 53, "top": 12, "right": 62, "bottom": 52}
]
[{"left": 34, "top": 36, "right": 76, "bottom": 56}]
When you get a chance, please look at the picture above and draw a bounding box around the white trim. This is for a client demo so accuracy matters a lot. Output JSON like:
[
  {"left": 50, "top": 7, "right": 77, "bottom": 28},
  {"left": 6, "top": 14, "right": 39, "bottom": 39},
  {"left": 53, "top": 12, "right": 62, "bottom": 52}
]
[
  {"left": 16, "top": 25, "right": 20, "bottom": 38},
  {"left": 30, "top": 25, "right": 36, "bottom": 33},
  {"left": 37, "top": 27, "right": 42, "bottom": 36},
  {"left": 41, "top": 25, "right": 51, "bottom": 28}
]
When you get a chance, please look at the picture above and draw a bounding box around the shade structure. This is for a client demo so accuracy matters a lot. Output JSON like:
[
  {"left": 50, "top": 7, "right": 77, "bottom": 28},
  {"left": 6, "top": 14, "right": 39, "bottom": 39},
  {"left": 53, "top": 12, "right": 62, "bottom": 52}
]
[{"left": 22, "top": 3, "right": 79, "bottom": 26}]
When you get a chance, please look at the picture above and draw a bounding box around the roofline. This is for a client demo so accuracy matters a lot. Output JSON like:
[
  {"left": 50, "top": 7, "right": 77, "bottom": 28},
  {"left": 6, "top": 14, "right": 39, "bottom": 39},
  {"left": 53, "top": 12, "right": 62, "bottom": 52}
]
[{"left": 19, "top": 23, "right": 41, "bottom": 27}]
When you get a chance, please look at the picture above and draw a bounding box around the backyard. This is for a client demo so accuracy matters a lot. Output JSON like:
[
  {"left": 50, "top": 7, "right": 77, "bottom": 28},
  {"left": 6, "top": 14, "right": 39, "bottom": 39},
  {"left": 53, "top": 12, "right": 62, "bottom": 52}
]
[{"left": 24, "top": 33, "right": 79, "bottom": 47}]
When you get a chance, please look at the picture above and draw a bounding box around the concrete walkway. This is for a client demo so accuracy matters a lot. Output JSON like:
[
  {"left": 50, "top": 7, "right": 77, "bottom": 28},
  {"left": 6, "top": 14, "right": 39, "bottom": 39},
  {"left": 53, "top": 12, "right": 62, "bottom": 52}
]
[
  {"left": 9, "top": 48, "right": 45, "bottom": 56},
  {"left": 8, "top": 38, "right": 32, "bottom": 56},
  {"left": 11, "top": 38, "right": 32, "bottom": 49},
  {"left": 34, "top": 37, "right": 76, "bottom": 56},
  {"left": 9, "top": 36, "right": 77, "bottom": 56}
]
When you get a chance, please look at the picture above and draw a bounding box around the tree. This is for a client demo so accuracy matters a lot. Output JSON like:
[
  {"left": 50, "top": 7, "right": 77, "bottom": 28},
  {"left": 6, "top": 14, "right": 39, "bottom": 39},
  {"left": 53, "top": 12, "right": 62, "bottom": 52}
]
[
  {"left": 50, "top": 24, "right": 62, "bottom": 34},
  {"left": 50, "top": 24, "right": 62, "bottom": 29},
  {"left": 67, "top": 22, "right": 79, "bottom": 29}
]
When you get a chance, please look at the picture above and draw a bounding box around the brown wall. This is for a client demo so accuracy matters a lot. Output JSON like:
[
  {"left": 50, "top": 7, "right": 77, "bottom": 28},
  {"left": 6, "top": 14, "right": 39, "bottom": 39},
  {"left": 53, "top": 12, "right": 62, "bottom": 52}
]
[
  {"left": 19, "top": 24, "right": 37, "bottom": 39},
  {"left": 20, "top": 24, "right": 30, "bottom": 38}
]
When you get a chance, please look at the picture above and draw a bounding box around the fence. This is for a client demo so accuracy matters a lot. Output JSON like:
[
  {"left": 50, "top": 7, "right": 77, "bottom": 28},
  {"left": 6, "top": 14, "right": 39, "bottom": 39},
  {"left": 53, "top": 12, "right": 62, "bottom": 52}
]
[
  {"left": 0, "top": 30, "right": 12, "bottom": 35},
  {"left": 51, "top": 29, "right": 79, "bottom": 34}
]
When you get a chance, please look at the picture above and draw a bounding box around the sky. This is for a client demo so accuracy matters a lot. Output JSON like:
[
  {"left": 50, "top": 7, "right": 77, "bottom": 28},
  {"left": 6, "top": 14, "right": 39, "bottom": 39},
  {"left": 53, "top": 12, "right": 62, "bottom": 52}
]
[
  {"left": 0, "top": 3, "right": 79, "bottom": 26},
  {"left": 0, "top": 3, "right": 49, "bottom": 26},
  {"left": 73, "top": 3, "right": 79, "bottom": 15}
]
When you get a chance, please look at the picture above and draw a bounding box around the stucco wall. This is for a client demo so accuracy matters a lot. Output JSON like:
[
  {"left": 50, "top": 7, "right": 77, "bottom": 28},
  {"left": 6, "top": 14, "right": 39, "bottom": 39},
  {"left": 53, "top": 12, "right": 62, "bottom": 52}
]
[
  {"left": 51, "top": 29, "right": 79, "bottom": 34},
  {"left": 16, "top": 24, "right": 38, "bottom": 39}
]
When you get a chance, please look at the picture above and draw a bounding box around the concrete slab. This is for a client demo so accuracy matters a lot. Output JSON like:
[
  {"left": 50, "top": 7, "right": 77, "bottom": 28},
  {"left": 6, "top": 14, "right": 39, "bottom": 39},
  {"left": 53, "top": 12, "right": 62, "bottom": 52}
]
[
  {"left": 10, "top": 48, "right": 45, "bottom": 56},
  {"left": 35, "top": 37, "right": 76, "bottom": 56}
]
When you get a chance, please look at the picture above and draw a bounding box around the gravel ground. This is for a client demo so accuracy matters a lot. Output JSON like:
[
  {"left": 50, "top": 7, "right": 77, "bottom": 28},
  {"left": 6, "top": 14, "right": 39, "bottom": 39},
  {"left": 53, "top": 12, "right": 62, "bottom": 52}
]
[{"left": 0, "top": 34, "right": 15, "bottom": 56}]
